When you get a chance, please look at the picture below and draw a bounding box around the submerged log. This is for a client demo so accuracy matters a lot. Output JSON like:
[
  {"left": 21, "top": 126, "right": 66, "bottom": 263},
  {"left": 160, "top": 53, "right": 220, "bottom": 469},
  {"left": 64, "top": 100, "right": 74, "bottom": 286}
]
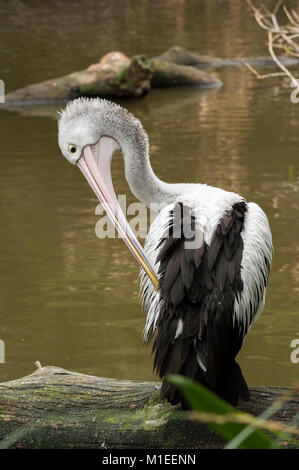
[
  {"left": 155, "top": 46, "right": 299, "bottom": 69},
  {"left": 151, "top": 60, "right": 222, "bottom": 88},
  {"left": 0, "top": 365, "right": 298, "bottom": 449},
  {"left": 4, "top": 52, "right": 154, "bottom": 104},
  {"left": 154, "top": 46, "right": 225, "bottom": 68},
  {"left": 3, "top": 50, "right": 221, "bottom": 105},
  {"left": 3, "top": 45, "right": 299, "bottom": 105}
]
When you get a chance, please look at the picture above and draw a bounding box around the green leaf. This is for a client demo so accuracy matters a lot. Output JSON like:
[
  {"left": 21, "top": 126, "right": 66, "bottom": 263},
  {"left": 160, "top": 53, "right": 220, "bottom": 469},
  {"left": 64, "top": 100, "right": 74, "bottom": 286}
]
[{"left": 169, "top": 374, "right": 278, "bottom": 449}]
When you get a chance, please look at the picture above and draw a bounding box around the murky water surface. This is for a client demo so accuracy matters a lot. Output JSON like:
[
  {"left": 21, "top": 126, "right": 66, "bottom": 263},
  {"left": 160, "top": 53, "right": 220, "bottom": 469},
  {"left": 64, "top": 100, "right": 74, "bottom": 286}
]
[{"left": 0, "top": 0, "right": 298, "bottom": 386}]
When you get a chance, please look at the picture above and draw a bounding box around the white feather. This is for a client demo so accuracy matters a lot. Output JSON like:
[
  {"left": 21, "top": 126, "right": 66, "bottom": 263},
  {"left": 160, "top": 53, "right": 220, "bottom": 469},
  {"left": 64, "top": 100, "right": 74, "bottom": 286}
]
[
  {"left": 140, "top": 187, "right": 273, "bottom": 343},
  {"left": 234, "top": 202, "right": 273, "bottom": 335}
]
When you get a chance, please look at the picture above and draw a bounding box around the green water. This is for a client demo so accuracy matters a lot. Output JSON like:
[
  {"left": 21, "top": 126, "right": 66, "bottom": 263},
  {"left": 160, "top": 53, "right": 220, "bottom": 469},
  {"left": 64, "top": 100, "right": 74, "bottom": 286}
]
[{"left": 0, "top": 0, "right": 298, "bottom": 387}]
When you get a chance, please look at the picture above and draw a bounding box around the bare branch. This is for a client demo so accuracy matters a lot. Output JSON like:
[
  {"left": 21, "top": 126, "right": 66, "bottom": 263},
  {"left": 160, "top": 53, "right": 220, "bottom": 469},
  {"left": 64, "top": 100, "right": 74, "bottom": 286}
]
[
  {"left": 268, "top": 31, "right": 297, "bottom": 85},
  {"left": 247, "top": 0, "right": 299, "bottom": 84},
  {"left": 243, "top": 60, "right": 285, "bottom": 79},
  {"left": 283, "top": 5, "right": 299, "bottom": 28}
]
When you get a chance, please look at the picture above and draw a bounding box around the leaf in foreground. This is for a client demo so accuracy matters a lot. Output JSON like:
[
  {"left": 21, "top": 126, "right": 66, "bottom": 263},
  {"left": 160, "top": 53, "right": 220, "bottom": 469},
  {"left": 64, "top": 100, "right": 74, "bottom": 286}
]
[{"left": 169, "top": 374, "right": 278, "bottom": 449}]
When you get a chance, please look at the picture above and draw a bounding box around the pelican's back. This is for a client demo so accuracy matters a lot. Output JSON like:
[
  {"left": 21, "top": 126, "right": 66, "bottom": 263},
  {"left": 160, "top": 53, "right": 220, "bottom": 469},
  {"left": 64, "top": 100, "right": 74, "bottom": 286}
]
[{"left": 140, "top": 187, "right": 272, "bottom": 406}]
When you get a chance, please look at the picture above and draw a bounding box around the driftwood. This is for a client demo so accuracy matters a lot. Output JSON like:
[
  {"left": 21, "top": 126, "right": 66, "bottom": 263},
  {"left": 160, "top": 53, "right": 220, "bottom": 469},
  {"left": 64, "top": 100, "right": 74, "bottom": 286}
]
[
  {"left": 151, "top": 59, "right": 221, "bottom": 88},
  {"left": 155, "top": 46, "right": 299, "bottom": 69},
  {"left": 3, "top": 50, "right": 221, "bottom": 105},
  {"left": 0, "top": 365, "right": 298, "bottom": 449},
  {"left": 4, "top": 52, "right": 154, "bottom": 104},
  {"left": 4, "top": 45, "right": 299, "bottom": 105}
]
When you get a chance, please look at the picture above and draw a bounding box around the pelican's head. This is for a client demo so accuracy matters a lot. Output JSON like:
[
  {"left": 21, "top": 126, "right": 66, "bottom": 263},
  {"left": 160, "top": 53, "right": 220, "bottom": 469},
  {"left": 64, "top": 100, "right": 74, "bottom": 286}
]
[
  {"left": 58, "top": 97, "right": 148, "bottom": 163},
  {"left": 57, "top": 97, "right": 159, "bottom": 291},
  {"left": 58, "top": 110, "right": 96, "bottom": 165},
  {"left": 58, "top": 97, "right": 120, "bottom": 164}
]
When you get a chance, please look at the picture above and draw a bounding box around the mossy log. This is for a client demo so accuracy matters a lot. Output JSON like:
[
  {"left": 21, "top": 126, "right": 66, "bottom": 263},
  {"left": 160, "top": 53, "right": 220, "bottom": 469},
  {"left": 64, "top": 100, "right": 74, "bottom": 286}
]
[
  {"left": 4, "top": 46, "right": 299, "bottom": 105},
  {"left": 4, "top": 52, "right": 154, "bottom": 104},
  {"left": 0, "top": 365, "right": 298, "bottom": 449},
  {"left": 151, "top": 60, "right": 222, "bottom": 88},
  {"left": 3, "top": 50, "right": 221, "bottom": 105}
]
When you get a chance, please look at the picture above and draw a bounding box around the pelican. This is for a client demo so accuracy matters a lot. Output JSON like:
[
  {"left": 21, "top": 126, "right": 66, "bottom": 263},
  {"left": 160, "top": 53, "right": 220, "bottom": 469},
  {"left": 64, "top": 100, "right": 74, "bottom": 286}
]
[{"left": 58, "top": 97, "right": 273, "bottom": 406}]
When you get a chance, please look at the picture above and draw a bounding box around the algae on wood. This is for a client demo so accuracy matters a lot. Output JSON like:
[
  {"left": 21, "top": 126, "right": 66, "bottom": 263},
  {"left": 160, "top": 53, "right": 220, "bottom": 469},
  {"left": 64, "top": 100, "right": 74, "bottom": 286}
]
[
  {"left": 4, "top": 52, "right": 154, "bottom": 104},
  {"left": 3, "top": 49, "right": 221, "bottom": 105},
  {"left": 3, "top": 46, "right": 299, "bottom": 105},
  {"left": 0, "top": 365, "right": 298, "bottom": 449}
]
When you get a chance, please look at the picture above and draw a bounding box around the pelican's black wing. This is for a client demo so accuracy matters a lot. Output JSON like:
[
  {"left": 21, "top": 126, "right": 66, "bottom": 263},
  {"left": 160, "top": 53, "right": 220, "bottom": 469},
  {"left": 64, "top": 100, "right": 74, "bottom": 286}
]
[{"left": 152, "top": 201, "right": 250, "bottom": 406}]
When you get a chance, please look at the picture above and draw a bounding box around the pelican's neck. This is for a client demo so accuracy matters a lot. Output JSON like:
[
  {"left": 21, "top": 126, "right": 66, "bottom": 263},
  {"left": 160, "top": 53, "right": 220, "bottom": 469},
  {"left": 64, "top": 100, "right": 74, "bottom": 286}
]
[
  {"left": 124, "top": 149, "right": 177, "bottom": 208},
  {"left": 116, "top": 128, "right": 180, "bottom": 208}
]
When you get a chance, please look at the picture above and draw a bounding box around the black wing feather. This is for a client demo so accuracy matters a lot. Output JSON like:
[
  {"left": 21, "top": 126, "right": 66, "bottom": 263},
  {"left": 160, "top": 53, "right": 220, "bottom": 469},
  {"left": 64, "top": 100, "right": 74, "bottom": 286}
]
[{"left": 152, "top": 201, "right": 250, "bottom": 407}]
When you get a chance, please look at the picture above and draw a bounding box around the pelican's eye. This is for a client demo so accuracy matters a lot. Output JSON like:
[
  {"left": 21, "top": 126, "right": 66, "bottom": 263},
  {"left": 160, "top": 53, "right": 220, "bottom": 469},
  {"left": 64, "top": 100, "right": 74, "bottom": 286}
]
[{"left": 68, "top": 144, "right": 77, "bottom": 154}]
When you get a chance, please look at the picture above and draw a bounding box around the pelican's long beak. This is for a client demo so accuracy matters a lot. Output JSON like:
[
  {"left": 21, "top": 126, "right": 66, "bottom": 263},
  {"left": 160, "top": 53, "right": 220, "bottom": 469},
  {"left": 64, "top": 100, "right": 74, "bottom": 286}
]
[{"left": 76, "top": 137, "right": 159, "bottom": 292}]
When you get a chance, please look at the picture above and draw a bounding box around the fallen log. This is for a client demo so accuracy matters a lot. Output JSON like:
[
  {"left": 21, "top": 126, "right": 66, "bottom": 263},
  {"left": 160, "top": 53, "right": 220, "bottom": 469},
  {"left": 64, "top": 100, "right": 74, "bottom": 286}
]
[
  {"left": 155, "top": 46, "right": 299, "bottom": 69},
  {"left": 151, "top": 60, "right": 221, "bottom": 88},
  {"left": 3, "top": 50, "right": 221, "bottom": 105},
  {"left": 3, "top": 46, "right": 299, "bottom": 106},
  {"left": 0, "top": 365, "right": 298, "bottom": 449},
  {"left": 4, "top": 52, "right": 154, "bottom": 104}
]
